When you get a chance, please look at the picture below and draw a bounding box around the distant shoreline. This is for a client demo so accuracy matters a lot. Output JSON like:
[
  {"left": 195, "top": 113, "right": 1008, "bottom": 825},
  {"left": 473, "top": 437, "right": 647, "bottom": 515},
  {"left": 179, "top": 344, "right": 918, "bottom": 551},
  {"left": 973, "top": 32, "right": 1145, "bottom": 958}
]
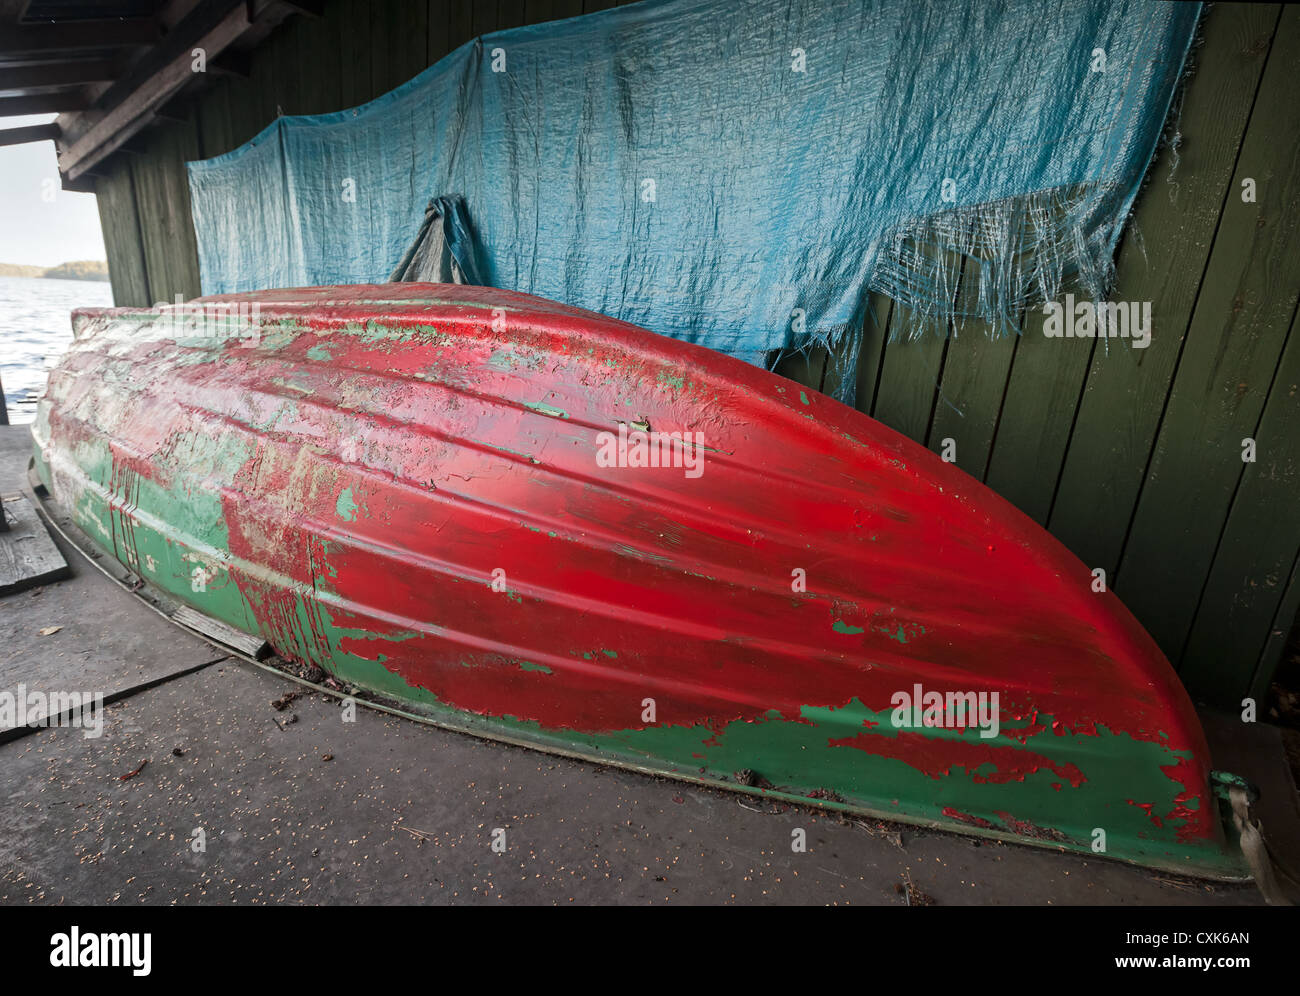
[{"left": 0, "top": 261, "right": 109, "bottom": 283}]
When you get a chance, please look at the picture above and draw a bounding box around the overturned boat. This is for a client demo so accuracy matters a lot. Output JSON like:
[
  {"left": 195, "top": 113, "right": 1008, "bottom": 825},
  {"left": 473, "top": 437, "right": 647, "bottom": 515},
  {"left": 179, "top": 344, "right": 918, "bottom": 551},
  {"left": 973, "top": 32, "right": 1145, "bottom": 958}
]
[{"left": 32, "top": 283, "right": 1249, "bottom": 878}]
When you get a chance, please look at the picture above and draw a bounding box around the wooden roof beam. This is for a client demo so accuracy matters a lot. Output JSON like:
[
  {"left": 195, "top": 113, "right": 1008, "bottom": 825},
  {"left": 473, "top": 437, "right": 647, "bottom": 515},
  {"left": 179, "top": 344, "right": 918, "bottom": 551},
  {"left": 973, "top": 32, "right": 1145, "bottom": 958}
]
[
  {"left": 0, "top": 58, "right": 119, "bottom": 90},
  {"left": 57, "top": 1, "right": 255, "bottom": 182},
  {"left": 0, "top": 121, "right": 58, "bottom": 146},
  {"left": 0, "top": 18, "right": 161, "bottom": 55},
  {"left": 0, "top": 91, "right": 90, "bottom": 115}
]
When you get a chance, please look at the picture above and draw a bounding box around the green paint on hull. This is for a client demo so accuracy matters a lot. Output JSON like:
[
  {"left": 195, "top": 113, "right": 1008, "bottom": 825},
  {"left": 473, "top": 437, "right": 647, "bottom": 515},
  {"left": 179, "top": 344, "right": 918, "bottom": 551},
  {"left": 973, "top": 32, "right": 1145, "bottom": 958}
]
[
  {"left": 335, "top": 488, "right": 359, "bottom": 522},
  {"left": 523, "top": 400, "right": 569, "bottom": 419}
]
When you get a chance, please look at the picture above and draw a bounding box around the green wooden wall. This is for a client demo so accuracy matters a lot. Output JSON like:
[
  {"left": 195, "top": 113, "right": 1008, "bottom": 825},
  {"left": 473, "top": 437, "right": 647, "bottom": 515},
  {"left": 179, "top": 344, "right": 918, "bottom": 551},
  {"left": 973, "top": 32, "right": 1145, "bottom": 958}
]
[{"left": 90, "top": 0, "right": 1300, "bottom": 709}]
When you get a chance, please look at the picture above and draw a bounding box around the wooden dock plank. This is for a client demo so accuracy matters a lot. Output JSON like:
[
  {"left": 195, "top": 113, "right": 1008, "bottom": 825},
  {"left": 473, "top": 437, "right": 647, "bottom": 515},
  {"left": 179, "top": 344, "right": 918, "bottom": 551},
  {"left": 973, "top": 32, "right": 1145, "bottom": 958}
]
[
  {"left": 171, "top": 604, "right": 269, "bottom": 659},
  {"left": 0, "top": 493, "right": 69, "bottom": 595}
]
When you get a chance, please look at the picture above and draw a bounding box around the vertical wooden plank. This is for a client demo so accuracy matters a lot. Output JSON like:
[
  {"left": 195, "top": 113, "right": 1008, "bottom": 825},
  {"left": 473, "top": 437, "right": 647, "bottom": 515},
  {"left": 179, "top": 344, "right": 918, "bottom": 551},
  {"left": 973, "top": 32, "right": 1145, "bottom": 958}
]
[
  {"left": 870, "top": 237, "right": 964, "bottom": 446},
  {"left": 524, "top": 0, "right": 555, "bottom": 24},
  {"left": 982, "top": 302, "right": 1095, "bottom": 523},
  {"left": 248, "top": 33, "right": 280, "bottom": 125},
  {"left": 498, "top": 0, "right": 527, "bottom": 32},
  {"left": 131, "top": 122, "right": 204, "bottom": 304},
  {"left": 772, "top": 347, "right": 827, "bottom": 395},
  {"left": 443, "top": 1, "right": 475, "bottom": 53},
  {"left": 129, "top": 150, "right": 166, "bottom": 304},
  {"left": 339, "top": 0, "right": 374, "bottom": 107},
  {"left": 928, "top": 321, "right": 1018, "bottom": 481},
  {"left": 370, "top": 1, "right": 396, "bottom": 98},
  {"left": 870, "top": 314, "right": 949, "bottom": 445},
  {"left": 818, "top": 292, "right": 890, "bottom": 410},
  {"left": 846, "top": 293, "right": 892, "bottom": 415},
  {"left": 472, "top": 2, "right": 501, "bottom": 39},
  {"left": 94, "top": 159, "right": 151, "bottom": 307},
  {"left": 271, "top": 20, "right": 304, "bottom": 116},
  {"left": 297, "top": 1, "right": 344, "bottom": 113},
  {"left": 221, "top": 61, "right": 265, "bottom": 148},
  {"left": 402, "top": 1, "right": 431, "bottom": 83},
  {"left": 528, "top": 1, "right": 581, "bottom": 25},
  {"left": 1049, "top": 2, "right": 1281, "bottom": 577},
  {"left": 373, "top": 0, "right": 427, "bottom": 95},
  {"left": 1117, "top": 6, "right": 1300, "bottom": 668},
  {"left": 195, "top": 77, "right": 234, "bottom": 159},
  {"left": 1180, "top": 304, "right": 1300, "bottom": 706},
  {"left": 1253, "top": 556, "right": 1300, "bottom": 703},
  {"left": 427, "top": 0, "right": 450, "bottom": 63}
]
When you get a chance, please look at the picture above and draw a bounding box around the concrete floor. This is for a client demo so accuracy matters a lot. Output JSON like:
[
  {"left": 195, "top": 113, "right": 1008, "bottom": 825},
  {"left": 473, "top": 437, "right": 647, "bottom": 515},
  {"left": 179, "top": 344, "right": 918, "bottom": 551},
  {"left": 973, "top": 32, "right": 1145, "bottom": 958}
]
[{"left": 0, "top": 424, "right": 1292, "bottom": 905}]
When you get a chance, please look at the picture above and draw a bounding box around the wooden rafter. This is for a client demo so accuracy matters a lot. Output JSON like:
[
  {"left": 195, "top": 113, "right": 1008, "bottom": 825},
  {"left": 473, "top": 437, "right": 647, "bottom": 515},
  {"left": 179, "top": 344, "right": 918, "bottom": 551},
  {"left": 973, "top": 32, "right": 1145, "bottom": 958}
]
[
  {"left": 0, "top": 91, "right": 89, "bottom": 114},
  {"left": 55, "top": 1, "right": 294, "bottom": 182},
  {"left": 0, "top": 121, "right": 58, "bottom": 145},
  {"left": 0, "top": 58, "right": 118, "bottom": 90},
  {"left": 0, "top": 18, "right": 160, "bottom": 54}
]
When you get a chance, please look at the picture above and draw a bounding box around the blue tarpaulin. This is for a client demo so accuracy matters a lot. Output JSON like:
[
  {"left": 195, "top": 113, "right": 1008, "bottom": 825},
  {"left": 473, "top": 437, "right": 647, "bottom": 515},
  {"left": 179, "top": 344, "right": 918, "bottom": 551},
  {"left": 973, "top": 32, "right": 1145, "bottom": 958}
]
[{"left": 187, "top": 0, "right": 1199, "bottom": 400}]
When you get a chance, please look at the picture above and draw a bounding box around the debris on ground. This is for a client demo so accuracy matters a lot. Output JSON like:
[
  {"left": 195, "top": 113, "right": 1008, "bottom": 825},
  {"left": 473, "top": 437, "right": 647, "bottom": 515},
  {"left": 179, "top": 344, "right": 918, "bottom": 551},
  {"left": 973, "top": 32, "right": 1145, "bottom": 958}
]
[
  {"left": 37, "top": 625, "right": 61, "bottom": 636},
  {"left": 733, "top": 768, "right": 773, "bottom": 789},
  {"left": 119, "top": 760, "right": 148, "bottom": 781},
  {"left": 897, "top": 870, "right": 934, "bottom": 906},
  {"left": 806, "top": 787, "right": 844, "bottom": 803},
  {"left": 271, "top": 689, "right": 301, "bottom": 711},
  {"left": 847, "top": 817, "right": 905, "bottom": 849},
  {"left": 171, "top": 747, "right": 184, "bottom": 757}
]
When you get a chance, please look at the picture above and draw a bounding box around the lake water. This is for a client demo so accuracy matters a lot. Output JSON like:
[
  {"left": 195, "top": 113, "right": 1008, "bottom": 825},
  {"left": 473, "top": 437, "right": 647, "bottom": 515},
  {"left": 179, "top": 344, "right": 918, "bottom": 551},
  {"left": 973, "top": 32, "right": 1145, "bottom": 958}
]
[{"left": 0, "top": 275, "right": 113, "bottom": 425}]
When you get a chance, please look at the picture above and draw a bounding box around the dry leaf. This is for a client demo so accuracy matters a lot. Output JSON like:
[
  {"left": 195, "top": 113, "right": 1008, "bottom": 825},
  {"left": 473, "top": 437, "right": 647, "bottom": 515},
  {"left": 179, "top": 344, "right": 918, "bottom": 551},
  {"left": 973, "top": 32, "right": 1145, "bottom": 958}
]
[{"left": 38, "top": 626, "right": 62, "bottom": 636}]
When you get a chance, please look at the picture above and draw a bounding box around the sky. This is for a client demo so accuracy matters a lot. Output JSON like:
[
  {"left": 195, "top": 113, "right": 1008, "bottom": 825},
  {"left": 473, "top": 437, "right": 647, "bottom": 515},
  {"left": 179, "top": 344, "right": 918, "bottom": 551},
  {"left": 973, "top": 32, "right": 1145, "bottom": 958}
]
[{"left": 0, "top": 114, "right": 106, "bottom": 268}]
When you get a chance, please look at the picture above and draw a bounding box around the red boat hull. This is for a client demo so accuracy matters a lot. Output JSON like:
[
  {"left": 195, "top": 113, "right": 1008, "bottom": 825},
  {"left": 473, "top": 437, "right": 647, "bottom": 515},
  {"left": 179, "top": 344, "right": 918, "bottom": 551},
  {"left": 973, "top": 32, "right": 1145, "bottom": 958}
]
[{"left": 32, "top": 283, "right": 1245, "bottom": 877}]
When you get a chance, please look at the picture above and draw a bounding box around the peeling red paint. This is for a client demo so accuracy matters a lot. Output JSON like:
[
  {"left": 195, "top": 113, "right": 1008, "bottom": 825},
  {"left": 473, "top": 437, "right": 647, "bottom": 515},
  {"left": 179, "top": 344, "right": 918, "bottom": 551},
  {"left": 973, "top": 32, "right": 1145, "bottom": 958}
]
[
  {"left": 1128, "top": 799, "right": 1165, "bottom": 828},
  {"left": 994, "top": 811, "right": 1069, "bottom": 843},
  {"left": 942, "top": 807, "right": 996, "bottom": 829},
  {"left": 830, "top": 729, "right": 1087, "bottom": 787}
]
